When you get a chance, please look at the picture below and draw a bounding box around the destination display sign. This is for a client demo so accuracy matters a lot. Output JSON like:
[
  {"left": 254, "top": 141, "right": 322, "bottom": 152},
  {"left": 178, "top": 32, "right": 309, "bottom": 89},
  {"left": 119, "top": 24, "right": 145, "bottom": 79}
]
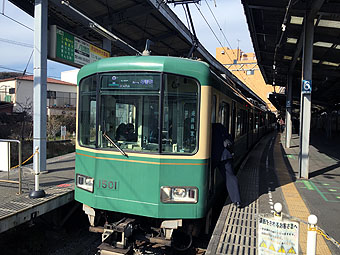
[
  {"left": 258, "top": 214, "right": 299, "bottom": 255},
  {"left": 101, "top": 74, "right": 160, "bottom": 90},
  {"left": 49, "top": 25, "right": 110, "bottom": 68}
]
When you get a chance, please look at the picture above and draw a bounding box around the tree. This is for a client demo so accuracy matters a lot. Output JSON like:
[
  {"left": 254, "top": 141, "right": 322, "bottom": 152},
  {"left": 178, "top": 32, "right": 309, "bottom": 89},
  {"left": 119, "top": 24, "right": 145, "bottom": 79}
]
[
  {"left": 46, "top": 114, "right": 76, "bottom": 140},
  {"left": 47, "top": 115, "right": 63, "bottom": 140}
]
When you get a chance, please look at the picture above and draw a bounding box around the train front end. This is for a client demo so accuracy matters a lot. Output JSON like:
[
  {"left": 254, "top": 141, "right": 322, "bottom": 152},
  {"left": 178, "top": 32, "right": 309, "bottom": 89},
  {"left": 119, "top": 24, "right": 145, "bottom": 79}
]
[{"left": 74, "top": 56, "right": 213, "bottom": 245}]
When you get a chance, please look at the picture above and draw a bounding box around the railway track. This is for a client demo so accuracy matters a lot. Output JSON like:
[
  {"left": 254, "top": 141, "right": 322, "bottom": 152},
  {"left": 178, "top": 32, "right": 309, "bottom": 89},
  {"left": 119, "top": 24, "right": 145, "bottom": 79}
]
[{"left": 0, "top": 200, "right": 220, "bottom": 255}]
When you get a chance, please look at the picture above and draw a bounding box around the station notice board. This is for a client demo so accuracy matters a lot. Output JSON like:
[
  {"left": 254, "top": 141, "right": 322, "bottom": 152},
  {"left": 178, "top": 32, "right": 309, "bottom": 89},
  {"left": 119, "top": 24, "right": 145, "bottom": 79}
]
[
  {"left": 49, "top": 25, "right": 110, "bottom": 68},
  {"left": 258, "top": 214, "right": 299, "bottom": 255}
]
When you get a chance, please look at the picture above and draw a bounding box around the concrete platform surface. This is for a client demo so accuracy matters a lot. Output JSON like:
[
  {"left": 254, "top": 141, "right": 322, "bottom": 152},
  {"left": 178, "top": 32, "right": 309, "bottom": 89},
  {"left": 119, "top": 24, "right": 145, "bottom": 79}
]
[
  {"left": 0, "top": 152, "right": 75, "bottom": 234},
  {"left": 207, "top": 131, "right": 340, "bottom": 255}
]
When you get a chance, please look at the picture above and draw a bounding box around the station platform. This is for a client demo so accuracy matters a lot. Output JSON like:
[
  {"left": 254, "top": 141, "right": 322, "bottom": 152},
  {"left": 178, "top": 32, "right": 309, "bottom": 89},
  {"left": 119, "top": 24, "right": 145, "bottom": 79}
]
[
  {"left": 206, "top": 131, "right": 340, "bottom": 255},
  {"left": 0, "top": 152, "right": 75, "bottom": 234}
]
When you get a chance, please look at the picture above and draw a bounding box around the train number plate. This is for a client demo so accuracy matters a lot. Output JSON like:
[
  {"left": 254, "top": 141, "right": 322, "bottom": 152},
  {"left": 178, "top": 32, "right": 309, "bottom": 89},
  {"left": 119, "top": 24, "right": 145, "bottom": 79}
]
[{"left": 98, "top": 179, "right": 119, "bottom": 190}]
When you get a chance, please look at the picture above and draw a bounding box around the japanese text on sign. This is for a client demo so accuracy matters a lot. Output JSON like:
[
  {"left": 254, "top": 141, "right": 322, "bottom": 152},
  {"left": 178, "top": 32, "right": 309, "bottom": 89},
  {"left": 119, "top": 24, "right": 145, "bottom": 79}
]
[
  {"left": 49, "top": 25, "right": 110, "bottom": 68},
  {"left": 258, "top": 214, "right": 299, "bottom": 255}
]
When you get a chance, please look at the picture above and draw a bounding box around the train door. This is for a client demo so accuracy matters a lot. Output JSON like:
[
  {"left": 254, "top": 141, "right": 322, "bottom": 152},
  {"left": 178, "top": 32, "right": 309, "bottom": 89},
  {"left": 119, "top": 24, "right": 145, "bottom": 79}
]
[
  {"left": 246, "top": 109, "right": 251, "bottom": 149},
  {"left": 209, "top": 95, "right": 217, "bottom": 198},
  {"left": 220, "top": 101, "right": 230, "bottom": 131},
  {"left": 248, "top": 110, "right": 253, "bottom": 148},
  {"left": 231, "top": 101, "right": 236, "bottom": 140},
  {"left": 209, "top": 99, "right": 231, "bottom": 197}
]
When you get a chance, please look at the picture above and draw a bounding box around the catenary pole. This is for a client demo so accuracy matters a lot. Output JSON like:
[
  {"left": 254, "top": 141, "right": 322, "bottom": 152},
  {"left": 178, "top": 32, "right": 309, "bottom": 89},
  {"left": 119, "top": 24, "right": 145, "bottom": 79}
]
[
  {"left": 31, "top": 0, "right": 47, "bottom": 198},
  {"left": 285, "top": 74, "right": 292, "bottom": 148},
  {"left": 299, "top": 12, "right": 314, "bottom": 179}
]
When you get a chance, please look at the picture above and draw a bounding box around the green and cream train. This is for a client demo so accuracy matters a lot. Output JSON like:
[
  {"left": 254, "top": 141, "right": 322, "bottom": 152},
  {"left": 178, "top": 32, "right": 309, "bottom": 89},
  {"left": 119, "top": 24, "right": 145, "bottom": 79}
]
[{"left": 75, "top": 56, "right": 274, "bottom": 249}]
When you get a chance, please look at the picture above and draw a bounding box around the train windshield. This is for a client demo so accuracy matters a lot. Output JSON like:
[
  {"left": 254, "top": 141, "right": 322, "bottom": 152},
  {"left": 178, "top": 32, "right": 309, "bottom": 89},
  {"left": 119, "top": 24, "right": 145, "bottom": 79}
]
[{"left": 78, "top": 72, "right": 199, "bottom": 154}]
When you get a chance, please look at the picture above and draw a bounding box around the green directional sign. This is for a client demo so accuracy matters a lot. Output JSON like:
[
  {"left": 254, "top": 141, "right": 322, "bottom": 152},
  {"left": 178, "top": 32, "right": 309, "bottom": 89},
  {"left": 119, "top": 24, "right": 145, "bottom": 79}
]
[
  {"left": 56, "top": 28, "right": 75, "bottom": 63},
  {"left": 49, "top": 25, "right": 110, "bottom": 68}
]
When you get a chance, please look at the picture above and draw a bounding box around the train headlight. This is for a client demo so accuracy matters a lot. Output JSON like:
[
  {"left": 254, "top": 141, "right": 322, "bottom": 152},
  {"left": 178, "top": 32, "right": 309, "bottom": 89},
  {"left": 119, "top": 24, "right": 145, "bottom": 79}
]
[
  {"left": 160, "top": 186, "right": 198, "bottom": 203},
  {"left": 76, "top": 174, "right": 94, "bottom": 193}
]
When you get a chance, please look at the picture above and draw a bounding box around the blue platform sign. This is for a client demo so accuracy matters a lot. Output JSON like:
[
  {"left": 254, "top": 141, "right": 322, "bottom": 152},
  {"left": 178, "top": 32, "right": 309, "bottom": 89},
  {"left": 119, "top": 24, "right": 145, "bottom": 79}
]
[{"left": 302, "top": 80, "right": 312, "bottom": 94}]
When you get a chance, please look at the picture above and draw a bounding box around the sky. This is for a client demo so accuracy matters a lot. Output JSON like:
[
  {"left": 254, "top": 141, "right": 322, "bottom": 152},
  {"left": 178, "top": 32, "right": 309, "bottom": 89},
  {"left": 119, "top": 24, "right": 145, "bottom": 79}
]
[{"left": 0, "top": 0, "right": 254, "bottom": 79}]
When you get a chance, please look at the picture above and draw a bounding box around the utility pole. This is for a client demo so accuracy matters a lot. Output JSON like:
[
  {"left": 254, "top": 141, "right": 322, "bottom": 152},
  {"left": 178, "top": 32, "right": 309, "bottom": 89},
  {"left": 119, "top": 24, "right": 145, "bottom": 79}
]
[{"left": 31, "top": 0, "right": 47, "bottom": 198}]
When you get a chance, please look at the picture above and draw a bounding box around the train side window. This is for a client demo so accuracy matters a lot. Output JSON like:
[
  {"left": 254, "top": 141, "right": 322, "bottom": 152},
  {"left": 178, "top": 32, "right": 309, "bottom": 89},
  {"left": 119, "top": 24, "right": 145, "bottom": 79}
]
[
  {"left": 78, "top": 75, "right": 97, "bottom": 148},
  {"left": 219, "top": 101, "right": 230, "bottom": 130},
  {"left": 261, "top": 113, "right": 265, "bottom": 127},
  {"left": 236, "top": 109, "right": 241, "bottom": 138},
  {"left": 236, "top": 109, "right": 247, "bottom": 138},
  {"left": 249, "top": 111, "right": 253, "bottom": 131},
  {"left": 255, "top": 112, "right": 259, "bottom": 129}
]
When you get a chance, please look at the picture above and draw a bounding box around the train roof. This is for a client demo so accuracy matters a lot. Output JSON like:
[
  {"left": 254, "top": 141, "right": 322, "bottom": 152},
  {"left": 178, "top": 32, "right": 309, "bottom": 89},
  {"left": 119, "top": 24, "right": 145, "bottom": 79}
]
[
  {"left": 77, "top": 56, "right": 211, "bottom": 85},
  {"left": 77, "top": 55, "right": 265, "bottom": 111}
]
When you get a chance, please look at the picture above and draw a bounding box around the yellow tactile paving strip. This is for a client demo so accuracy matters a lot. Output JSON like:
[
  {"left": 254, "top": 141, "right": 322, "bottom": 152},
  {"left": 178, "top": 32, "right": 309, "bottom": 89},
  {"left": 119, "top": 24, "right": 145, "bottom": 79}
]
[{"left": 274, "top": 136, "right": 331, "bottom": 255}]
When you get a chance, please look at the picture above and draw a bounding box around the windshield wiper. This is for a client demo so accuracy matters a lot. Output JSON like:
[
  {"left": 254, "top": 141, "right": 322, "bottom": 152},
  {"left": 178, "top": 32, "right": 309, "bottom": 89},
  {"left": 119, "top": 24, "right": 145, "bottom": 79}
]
[{"left": 103, "top": 132, "right": 128, "bottom": 158}]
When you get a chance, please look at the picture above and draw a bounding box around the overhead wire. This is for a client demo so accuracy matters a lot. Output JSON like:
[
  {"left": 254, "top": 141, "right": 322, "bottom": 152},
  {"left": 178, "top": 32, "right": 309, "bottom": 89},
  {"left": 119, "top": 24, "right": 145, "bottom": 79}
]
[
  {"left": 2, "top": 0, "right": 5, "bottom": 14},
  {"left": 1, "top": 0, "right": 32, "bottom": 31},
  {"left": 0, "top": 37, "right": 34, "bottom": 76},
  {"left": 0, "top": 64, "right": 62, "bottom": 79},
  {"left": 23, "top": 50, "right": 34, "bottom": 76},
  {"left": 272, "top": 0, "right": 293, "bottom": 86},
  {"left": 196, "top": 2, "right": 246, "bottom": 87},
  {"left": 192, "top": 4, "right": 236, "bottom": 87},
  {"left": 182, "top": 4, "right": 191, "bottom": 35},
  {"left": 0, "top": 0, "right": 34, "bottom": 76},
  {"left": 182, "top": 4, "right": 196, "bottom": 53},
  {"left": 202, "top": 0, "right": 258, "bottom": 92},
  {"left": 0, "top": 13, "right": 33, "bottom": 31},
  {"left": 0, "top": 65, "right": 32, "bottom": 74},
  {"left": 0, "top": 37, "right": 33, "bottom": 48},
  {"left": 195, "top": 2, "right": 257, "bottom": 93},
  {"left": 0, "top": 1, "right": 63, "bottom": 79}
]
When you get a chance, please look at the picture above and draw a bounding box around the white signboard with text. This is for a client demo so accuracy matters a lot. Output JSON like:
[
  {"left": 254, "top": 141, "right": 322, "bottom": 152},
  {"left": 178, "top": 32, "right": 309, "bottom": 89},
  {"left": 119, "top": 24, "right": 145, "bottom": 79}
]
[
  {"left": 61, "top": 126, "right": 67, "bottom": 140},
  {"left": 0, "top": 142, "right": 10, "bottom": 172},
  {"left": 258, "top": 214, "right": 299, "bottom": 255}
]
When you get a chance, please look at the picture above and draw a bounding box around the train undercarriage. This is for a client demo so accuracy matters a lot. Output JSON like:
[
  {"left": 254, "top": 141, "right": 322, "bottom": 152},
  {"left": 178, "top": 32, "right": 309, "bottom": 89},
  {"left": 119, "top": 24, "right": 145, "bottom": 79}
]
[{"left": 83, "top": 204, "right": 202, "bottom": 254}]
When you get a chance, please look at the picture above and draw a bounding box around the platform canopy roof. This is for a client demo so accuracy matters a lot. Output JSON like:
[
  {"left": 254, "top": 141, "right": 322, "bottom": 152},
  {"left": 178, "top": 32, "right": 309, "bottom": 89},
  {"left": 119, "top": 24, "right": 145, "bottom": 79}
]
[
  {"left": 9, "top": 0, "right": 268, "bottom": 108},
  {"left": 242, "top": 0, "right": 340, "bottom": 113}
]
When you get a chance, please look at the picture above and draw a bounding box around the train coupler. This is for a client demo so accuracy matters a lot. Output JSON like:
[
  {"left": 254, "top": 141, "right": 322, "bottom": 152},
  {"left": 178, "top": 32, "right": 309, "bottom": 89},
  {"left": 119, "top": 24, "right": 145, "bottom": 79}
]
[
  {"left": 97, "top": 243, "right": 131, "bottom": 255},
  {"left": 101, "top": 218, "right": 135, "bottom": 249}
]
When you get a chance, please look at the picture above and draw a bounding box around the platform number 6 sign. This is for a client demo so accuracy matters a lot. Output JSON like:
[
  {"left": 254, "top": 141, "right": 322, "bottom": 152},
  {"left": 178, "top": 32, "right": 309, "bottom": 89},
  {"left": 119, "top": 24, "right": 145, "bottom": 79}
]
[{"left": 302, "top": 80, "right": 312, "bottom": 94}]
